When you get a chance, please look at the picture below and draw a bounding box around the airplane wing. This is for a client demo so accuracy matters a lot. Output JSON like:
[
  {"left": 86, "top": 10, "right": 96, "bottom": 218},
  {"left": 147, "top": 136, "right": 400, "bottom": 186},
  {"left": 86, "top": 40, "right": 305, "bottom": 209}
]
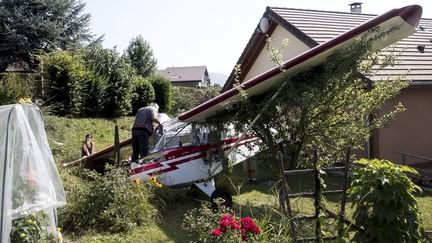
[
  {"left": 62, "top": 138, "right": 132, "bottom": 169},
  {"left": 177, "top": 5, "right": 422, "bottom": 123}
]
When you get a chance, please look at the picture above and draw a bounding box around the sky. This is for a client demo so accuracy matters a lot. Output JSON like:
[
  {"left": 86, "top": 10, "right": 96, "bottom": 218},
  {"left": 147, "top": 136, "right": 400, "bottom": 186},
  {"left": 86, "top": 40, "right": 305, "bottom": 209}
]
[{"left": 83, "top": 0, "right": 431, "bottom": 76}]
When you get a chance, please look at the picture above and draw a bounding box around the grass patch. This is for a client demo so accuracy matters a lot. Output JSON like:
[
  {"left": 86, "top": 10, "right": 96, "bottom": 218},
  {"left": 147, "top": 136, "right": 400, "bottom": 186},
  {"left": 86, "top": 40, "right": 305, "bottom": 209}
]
[{"left": 45, "top": 115, "right": 133, "bottom": 162}]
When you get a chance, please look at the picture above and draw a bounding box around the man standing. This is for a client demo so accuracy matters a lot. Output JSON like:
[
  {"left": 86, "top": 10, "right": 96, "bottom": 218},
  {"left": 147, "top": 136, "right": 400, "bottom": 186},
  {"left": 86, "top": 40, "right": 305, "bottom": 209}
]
[{"left": 131, "top": 102, "right": 163, "bottom": 162}]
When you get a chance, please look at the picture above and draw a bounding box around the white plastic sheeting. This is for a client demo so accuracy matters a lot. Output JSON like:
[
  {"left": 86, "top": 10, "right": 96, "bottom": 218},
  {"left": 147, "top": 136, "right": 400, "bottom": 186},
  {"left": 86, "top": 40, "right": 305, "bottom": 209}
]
[{"left": 0, "top": 103, "right": 66, "bottom": 242}]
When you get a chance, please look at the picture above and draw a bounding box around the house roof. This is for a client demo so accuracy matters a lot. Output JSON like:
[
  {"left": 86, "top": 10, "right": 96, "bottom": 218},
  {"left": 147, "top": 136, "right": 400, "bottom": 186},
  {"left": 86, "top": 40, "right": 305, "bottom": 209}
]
[
  {"left": 223, "top": 7, "right": 432, "bottom": 91},
  {"left": 156, "top": 66, "right": 208, "bottom": 82}
]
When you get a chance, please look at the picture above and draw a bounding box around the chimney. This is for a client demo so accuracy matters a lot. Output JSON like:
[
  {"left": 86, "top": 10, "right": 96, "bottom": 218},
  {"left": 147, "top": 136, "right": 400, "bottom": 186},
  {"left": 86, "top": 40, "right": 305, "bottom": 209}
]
[{"left": 349, "top": 2, "right": 363, "bottom": 13}]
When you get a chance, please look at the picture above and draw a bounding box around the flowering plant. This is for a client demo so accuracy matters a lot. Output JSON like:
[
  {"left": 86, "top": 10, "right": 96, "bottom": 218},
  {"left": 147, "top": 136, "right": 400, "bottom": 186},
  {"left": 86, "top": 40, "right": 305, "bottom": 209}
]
[{"left": 211, "top": 214, "right": 261, "bottom": 242}]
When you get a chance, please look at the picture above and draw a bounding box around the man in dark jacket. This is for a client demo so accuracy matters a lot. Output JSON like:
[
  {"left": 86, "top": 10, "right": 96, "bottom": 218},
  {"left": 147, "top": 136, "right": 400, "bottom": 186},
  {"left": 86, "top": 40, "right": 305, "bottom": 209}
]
[{"left": 131, "top": 103, "right": 163, "bottom": 162}]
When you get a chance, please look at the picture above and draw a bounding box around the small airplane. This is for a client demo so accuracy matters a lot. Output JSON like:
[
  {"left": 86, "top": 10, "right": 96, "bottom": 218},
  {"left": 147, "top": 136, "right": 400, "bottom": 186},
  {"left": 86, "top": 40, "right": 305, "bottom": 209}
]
[{"left": 63, "top": 5, "right": 422, "bottom": 206}]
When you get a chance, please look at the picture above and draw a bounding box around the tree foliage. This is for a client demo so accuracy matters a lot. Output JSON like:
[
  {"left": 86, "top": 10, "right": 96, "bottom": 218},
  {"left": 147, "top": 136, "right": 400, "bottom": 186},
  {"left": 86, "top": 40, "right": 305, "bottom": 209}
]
[
  {"left": 0, "top": 0, "right": 91, "bottom": 71},
  {"left": 81, "top": 44, "right": 136, "bottom": 117},
  {"left": 0, "top": 73, "right": 35, "bottom": 105},
  {"left": 149, "top": 75, "right": 172, "bottom": 113},
  {"left": 124, "top": 35, "right": 157, "bottom": 78},
  {"left": 171, "top": 86, "right": 221, "bottom": 116},
  {"left": 41, "top": 51, "right": 90, "bottom": 116},
  {"left": 131, "top": 76, "right": 155, "bottom": 114},
  {"left": 203, "top": 28, "right": 408, "bottom": 170},
  {"left": 349, "top": 159, "right": 424, "bottom": 242}
]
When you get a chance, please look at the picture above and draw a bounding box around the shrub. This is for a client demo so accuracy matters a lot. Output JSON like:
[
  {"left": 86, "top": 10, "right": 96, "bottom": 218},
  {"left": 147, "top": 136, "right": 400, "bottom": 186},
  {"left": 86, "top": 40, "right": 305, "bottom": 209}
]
[
  {"left": 59, "top": 167, "right": 158, "bottom": 234},
  {"left": 0, "top": 73, "right": 34, "bottom": 105},
  {"left": 79, "top": 74, "right": 106, "bottom": 117},
  {"left": 41, "top": 51, "right": 90, "bottom": 116},
  {"left": 81, "top": 45, "right": 136, "bottom": 118},
  {"left": 349, "top": 158, "right": 425, "bottom": 242},
  {"left": 170, "top": 86, "right": 221, "bottom": 116},
  {"left": 149, "top": 75, "right": 172, "bottom": 113},
  {"left": 10, "top": 212, "right": 55, "bottom": 243},
  {"left": 101, "top": 56, "right": 135, "bottom": 117},
  {"left": 131, "top": 75, "right": 155, "bottom": 114}
]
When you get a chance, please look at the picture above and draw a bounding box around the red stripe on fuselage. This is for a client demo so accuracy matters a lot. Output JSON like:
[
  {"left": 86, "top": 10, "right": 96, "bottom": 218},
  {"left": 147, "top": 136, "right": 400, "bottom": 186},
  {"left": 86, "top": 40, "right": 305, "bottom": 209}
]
[{"left": 128, "top": 137, "right": 257, "bottom": 176}]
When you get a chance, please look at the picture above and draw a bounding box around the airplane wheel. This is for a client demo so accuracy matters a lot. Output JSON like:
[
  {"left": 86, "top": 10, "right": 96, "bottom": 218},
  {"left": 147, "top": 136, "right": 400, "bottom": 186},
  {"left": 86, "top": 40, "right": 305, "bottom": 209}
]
[{"left": 210, "top": 188, "right": 232, "bottom": 209}]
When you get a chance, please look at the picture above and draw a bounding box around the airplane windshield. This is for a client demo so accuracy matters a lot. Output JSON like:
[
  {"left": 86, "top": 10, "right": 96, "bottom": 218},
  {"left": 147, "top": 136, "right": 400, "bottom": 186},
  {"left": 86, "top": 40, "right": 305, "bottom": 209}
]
[{"left": 152, "top": 119, "right": 192, "bottom": 151}]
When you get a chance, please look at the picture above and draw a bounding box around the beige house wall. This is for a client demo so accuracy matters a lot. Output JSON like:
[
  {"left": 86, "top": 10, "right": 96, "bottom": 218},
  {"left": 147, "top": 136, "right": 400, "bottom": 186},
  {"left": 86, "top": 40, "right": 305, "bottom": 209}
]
[
  {"left": 243, "top": 25, "right": 310, "bottom": 81},
  {"left": 377, "top": 88, "right": 432, "bottom": 165}
]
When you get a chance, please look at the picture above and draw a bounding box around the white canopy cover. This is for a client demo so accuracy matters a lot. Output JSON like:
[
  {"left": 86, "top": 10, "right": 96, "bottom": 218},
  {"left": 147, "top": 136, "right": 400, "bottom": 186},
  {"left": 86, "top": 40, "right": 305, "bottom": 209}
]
[{"left": 0, "top": 103, "right": 66, "bottom": 242}]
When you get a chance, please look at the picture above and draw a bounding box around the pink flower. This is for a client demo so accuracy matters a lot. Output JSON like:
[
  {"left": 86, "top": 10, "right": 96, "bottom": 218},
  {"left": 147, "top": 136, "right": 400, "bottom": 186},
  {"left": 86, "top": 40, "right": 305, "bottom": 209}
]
[{"left": 212, "top": 228, "right": 222, "bottom": 237}]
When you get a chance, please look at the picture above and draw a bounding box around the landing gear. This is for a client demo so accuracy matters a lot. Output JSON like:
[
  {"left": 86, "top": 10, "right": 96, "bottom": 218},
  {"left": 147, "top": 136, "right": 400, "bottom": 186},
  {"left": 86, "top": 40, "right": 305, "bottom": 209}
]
[{"left": 210, "top": 188, "right": 233, "bottom": 209}]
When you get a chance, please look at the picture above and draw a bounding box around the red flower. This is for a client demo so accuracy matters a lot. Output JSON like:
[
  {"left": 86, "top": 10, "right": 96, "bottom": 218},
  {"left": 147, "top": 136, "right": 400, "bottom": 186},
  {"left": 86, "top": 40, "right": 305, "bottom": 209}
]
[{"left": 212, "top": 228, "right": 222, "bottom": 237}]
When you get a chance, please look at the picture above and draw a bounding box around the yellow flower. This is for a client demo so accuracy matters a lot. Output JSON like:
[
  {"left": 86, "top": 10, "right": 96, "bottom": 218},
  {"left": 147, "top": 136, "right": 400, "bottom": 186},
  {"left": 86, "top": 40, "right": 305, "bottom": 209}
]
[
  {"left": 149, "top": 176, "right": 163, "bottom": 188},
  {"left": 132, "top": 179, "right": 142, "bottom": 186},
  {"left": 20, "top": 233, "right": 26, "bottom": 238},
  {"left": 17, "top": 97, "right": 32, "bottom": 103}
]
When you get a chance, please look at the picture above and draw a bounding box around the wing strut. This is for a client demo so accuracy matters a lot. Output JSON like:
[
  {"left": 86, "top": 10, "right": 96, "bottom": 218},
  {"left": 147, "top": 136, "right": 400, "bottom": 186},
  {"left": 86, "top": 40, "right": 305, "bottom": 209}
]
[
  {"left": 209, "top": 77, "right": 289, "bottom": 176},
  {"left": 226, "top": 78, "right": 288, "bottom": 157}
]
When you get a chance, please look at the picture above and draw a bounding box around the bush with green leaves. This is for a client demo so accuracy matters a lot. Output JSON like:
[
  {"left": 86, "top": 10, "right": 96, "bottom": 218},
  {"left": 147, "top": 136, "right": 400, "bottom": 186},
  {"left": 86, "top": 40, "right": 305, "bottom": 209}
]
[
  {"left": 131, "top": 75, "right": 155, "bottom": 114},
  {"left": 182, "top": 201, "right": 290, "bottom": 242},
  {"left": 10, "top": 212, "right": 54, "bottom": 243},
  {"left": 0, "top": 73, "right": 35, "bottom": 105},
  {"left": 59, "top": 167, "right": 158, "bottom": 234},
  {"left": 148, "top": 75, "right": 172, "bottom": 113},
  {"left": 171, "top": 86, "right": 221, "bottom": 116},
  {"left": 81, "top": 44, "right": 136, "bottom": 117},
  {"left": 41, "top": 51, "right": 91, "bottom": 116},
  {"left": 349, "top": 158, "right": 425, "bottom": 242}
]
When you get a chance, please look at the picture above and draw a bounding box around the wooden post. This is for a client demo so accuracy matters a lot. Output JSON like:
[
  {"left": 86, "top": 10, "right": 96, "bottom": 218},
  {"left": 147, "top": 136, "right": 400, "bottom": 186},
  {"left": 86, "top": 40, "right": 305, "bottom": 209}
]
[
  {"left": 277, "top": 150, "right": 296, "bottom": 241},
  {"left": 401, "top": 153, "right": 406, "bottom": 165},
  {"left": 338, "top": 146, "right": 351, "bottom": 237},
  {"left": 313, "top": 149, "right": 321, "bottom": 243},
  {"left": 114, "top": 125, "right": 120, "bottom": 166}
]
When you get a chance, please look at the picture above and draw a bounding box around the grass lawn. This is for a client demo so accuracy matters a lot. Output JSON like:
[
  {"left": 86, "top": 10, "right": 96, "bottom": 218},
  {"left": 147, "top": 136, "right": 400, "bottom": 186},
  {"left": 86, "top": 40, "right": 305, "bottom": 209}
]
[{"left": 44, "top": 116, "right": 432, "bottom": 242}]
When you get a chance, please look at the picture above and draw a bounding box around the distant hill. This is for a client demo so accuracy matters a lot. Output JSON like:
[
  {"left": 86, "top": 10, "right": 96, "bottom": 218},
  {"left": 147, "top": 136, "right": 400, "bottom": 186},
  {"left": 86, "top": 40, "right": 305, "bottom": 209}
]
[{"left": 209, "top": 72, "right": 228, "bottom": 87}]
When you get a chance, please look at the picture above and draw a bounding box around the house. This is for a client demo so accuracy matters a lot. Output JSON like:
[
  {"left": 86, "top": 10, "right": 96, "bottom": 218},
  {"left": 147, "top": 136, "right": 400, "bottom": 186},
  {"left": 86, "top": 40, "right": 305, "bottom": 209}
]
[
  {"left": 157, "top": 66, "right": 211, "bottom": 88},
  {"left": 222, "top": 4, "right": 432, "bottom": 167}
]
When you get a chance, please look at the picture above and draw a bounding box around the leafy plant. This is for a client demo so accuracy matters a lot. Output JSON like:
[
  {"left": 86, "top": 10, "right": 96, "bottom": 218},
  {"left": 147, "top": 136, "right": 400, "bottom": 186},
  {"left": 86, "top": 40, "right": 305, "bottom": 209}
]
[
  {"left": 59, "top": 166, "right": 159, "bottom": 234},
  {"left": 349, "top": 158, "right": 425, "bottom": 242},
  {"left": 0, "top": 73, "right": 35, "bottom": 105},
  {"left": 183, "top": 200, "right": 293, "bottom": 242},
  {"left": 131, "top": 75, "right": 155, "bottom": 114},
  {"left": 149, "top": 75, "right": 172, "bottom": 113},
  {"left": 41, "top": 51, "right": 91, "bottom": 116},
  {"left": 10, "top": 212, "right": 54, "bottom": 243}
]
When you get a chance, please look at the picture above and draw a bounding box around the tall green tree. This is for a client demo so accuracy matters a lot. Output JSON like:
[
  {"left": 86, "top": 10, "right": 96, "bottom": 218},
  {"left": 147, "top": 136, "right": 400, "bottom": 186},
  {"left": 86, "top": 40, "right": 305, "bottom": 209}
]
[
  {"left": 0, "top": 0, "right": 91, "bottom": 71},
  {"left": 81, "top": 44, "right": 136, "bottom": 118},
  {"left": 124, "top": 35, "right": 157, "bottom": 78}
]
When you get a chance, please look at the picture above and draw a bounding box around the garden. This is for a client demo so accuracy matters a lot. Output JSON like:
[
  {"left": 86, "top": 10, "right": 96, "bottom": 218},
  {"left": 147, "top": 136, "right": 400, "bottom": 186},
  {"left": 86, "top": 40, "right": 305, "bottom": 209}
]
[{"left": 1, "top": 1, "right": 432, "bottom": 242}]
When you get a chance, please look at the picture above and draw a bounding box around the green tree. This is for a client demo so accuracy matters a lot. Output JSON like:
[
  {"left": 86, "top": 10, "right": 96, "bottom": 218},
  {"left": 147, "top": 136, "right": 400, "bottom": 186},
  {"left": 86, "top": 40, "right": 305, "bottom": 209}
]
[
  {"left": 124, "top": 35, "right": 157, "bottom": 78},
  {"left": 131, "top": 76, "right": 155, "bottom": 114},
  {"left": 0, "top": 0, "right": 91, "bottom": 71},
  {"left": 81, "top": 44, "right": 136, "bottom": 118},
  {"left": 149, "top": 75, "right": 172, "bottom": 113},
  {"left": 171, "top": 86, "right": 221, "bottom": 116},
  {"left": 205, "top": 29, "right": 407, "bottom": 170},
  {"left": 41, "top": 51, "right": 91, "bottom": 116}
]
